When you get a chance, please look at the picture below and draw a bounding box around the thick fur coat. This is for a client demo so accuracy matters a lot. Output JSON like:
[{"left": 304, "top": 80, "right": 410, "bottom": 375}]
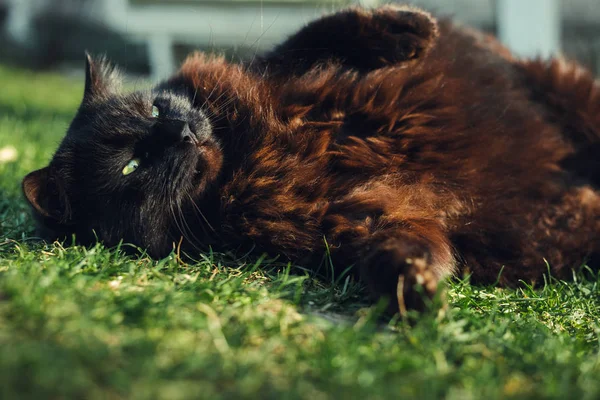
[{"left": 23, "top": 6, "right": 600, "bottom": 313}]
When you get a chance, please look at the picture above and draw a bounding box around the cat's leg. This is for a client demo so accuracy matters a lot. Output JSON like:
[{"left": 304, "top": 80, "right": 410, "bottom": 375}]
[
  {"left": 323, "top": 190, "right": 455, "bottom": 314},
  {"left": 518, "top": 58, "right": 600, "bottom": 145},
  {"left": 356, "top": 228, "right": 454, "bottom": 314},
  {"left": 518, "top": 58, "right": 600, "bottom": 184},
  {"left": 451, "top": 183, "right": 600, "bottom": 288},
  {"left": 254, "top": 5, "right": 439, "bottom": 76}
]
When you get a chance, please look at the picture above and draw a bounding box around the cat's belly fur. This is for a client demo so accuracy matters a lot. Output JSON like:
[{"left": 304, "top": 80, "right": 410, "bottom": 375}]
[{"left": 208, "top": 20, "right": 600, "bottom": 287}]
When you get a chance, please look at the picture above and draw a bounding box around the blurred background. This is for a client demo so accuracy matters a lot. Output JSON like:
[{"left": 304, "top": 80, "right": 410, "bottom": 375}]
[{"left": 0, "top": 0, "right": 598, "bottom": 80}]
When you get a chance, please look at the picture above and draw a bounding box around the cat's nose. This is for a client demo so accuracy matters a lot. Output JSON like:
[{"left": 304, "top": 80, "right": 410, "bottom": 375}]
[
  {"left": 161, "top": 119, "right": 197, "bottom": 144},
  {"left": 179, "top": 123, "right": 196, "bottom": 144}
]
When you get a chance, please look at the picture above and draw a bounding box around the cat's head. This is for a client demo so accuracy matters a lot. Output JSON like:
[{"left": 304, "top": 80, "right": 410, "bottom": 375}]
[{"left": 22, "top": 54, "right": 224, "bottom": 257}]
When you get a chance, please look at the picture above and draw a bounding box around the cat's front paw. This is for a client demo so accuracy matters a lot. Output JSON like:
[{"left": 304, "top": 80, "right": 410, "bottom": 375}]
[
  {"left": 368, "top": 6, "right": 439, "bottom": 65},
  {"left": 360, "top": 238, "right": 441, "bottom": 315},
  {"left": 396, "top": 254, "right": 439, "bottom": 315}
]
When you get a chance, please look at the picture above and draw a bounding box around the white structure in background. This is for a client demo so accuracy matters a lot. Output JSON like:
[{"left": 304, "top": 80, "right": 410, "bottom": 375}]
[
  {"left": 4, "top": 0, "right": 37, "bottom": 43},
  {"left": 0, "top": 0, "right": 572, "bottom": 78},
  {"left": 408, "top": 0, "right": 561, "bottom": 59},
  {"left": 96, "top": 0, "right": 383, "bottom": 80},
  {"left": 497, "top": 0, "right": 560, "bottom": 59}
]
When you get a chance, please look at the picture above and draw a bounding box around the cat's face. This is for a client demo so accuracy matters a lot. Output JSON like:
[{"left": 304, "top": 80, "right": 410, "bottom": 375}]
[{"left": 22, "top": 55, "right": 223, "bottom": 257}]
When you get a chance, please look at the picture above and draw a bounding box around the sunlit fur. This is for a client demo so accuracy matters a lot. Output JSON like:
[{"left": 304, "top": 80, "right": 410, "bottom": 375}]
[{"left": 23, "top": 5, "right": 600, "bottom": 313}]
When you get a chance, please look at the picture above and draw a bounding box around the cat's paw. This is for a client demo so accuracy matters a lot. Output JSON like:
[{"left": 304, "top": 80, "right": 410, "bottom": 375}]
[
  {"left": 360, "top": 238, "right": 441, "bottom": 315},
  {"left": 396, "top": 254, "right": 439, "bottom": 315},
  {"left": 368, "top": 6, "right": 439, "bottom": 65}
]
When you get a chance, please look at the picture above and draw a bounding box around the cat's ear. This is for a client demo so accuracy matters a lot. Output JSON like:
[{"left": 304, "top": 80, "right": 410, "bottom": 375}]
[
  {"left": 22, "top": 167, "right": 69, "bottom": 221},
  {"left": 84, "top": 52, "right": 121, "bottom": 100}
]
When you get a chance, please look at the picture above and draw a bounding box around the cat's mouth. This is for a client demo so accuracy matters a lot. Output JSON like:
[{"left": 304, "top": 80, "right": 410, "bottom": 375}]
[{"left": 191, "top": 137, "right": 223, "bottom": 190}]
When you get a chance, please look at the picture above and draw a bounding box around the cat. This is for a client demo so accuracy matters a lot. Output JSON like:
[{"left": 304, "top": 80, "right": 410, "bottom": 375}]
[{"left": 22, "top": 5, "right": 600, "bottom": 314}]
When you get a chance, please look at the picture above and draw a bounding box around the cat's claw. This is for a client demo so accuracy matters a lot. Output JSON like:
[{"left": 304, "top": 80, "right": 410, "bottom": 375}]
[
  {"left": 397, "top": 255, "right": 440, "bottom": 315},
  {"left": 360, "top": 238, "right": 443, "bottom": 316}
]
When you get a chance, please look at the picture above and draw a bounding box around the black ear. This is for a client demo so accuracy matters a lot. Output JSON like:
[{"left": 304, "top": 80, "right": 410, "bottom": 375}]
[
  {"left": 22, "top": 167, "right": 69, "bottom": 222},
  {"left": 84, "top": 52, "right": 121, "bottom": 100}
]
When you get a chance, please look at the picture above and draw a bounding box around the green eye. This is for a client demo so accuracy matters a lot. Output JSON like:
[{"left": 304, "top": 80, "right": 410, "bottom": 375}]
[
  {"left": 122, "top": 158, "right": 140, "bottom": 175},
  {"left": 151, "top": 105, "right": 160, "bottom": 118}
]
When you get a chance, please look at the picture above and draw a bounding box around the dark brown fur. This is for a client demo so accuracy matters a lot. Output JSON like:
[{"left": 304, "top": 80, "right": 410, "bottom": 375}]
[{"left": 23, "top": 5, "right": 600, "bottom": 313}]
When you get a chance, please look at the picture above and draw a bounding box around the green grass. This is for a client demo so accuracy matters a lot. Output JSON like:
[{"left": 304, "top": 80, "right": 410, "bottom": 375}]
[{"left": 0, "top": 65, "right": 599, "bottom": 400}]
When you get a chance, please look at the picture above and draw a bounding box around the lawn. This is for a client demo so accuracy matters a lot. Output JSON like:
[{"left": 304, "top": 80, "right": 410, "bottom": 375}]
[{"left": 0, "top": 64, "right": 599, "bottom": 400}]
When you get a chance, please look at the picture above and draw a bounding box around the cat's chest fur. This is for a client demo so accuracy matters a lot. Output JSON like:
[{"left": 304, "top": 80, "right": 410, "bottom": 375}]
[
  {"left": 185, "top": 46, "right": 573, "bottom": 262},
  {"left": 209, "top": 76, "right": 452, "bottom": 257}
]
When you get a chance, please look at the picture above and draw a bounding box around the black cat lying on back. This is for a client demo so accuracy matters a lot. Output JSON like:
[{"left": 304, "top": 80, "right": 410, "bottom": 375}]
[{"left": 23, "top": 6, "right": 600, "bottom": 313}]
